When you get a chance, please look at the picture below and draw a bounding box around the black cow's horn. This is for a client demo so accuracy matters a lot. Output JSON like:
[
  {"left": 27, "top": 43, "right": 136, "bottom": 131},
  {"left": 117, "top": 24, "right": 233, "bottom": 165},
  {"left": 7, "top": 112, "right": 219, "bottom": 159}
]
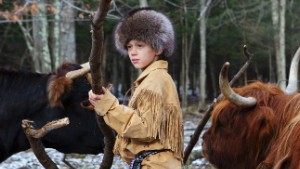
[
  {"left": 285, "top": 47, "right": 300, "bottom": 95},
  {"left": 219, "top": 62, "right": 257, "bottom": 107},
  {"left": 66, "top": 62, "right": 90, "bottom": 79}
]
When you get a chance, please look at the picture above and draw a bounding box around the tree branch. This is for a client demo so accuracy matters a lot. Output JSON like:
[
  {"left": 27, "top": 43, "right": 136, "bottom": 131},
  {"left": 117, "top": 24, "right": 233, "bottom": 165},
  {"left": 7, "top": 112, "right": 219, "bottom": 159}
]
[
  {"left": 88, "top": 1, "right": 115, "bottom": 169},
  {"left": 22, "top": 118, "right": 69, "bottom": 169},
  {"left": 183, "top": 45, "right": 254, "bottom": 164}
]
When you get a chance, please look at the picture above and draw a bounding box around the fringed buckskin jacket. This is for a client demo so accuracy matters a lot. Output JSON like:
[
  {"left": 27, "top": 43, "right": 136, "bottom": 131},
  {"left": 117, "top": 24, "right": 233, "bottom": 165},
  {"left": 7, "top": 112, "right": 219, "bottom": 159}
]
[{"left": 93, "top": 60, "right": 184, "bottom": 164}]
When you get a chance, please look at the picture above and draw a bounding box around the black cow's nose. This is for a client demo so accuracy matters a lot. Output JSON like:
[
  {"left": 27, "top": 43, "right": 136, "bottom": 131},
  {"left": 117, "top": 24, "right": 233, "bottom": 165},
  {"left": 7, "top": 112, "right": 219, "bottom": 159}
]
[{"left": 81, "top": 100, "right": 90, "bottom": 106}]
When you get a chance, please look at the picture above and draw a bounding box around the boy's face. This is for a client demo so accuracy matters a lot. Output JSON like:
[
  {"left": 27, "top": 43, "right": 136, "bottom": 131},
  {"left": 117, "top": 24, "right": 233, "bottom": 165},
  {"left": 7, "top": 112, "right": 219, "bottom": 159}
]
[{"left": 126, "top": 40, "right": 162, "bottom": 71}]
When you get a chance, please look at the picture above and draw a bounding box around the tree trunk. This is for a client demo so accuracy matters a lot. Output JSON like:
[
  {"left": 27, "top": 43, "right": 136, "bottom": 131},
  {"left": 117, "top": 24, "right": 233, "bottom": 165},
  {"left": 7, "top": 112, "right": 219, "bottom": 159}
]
[
  {"left": 271, "top": 0, "right": 286, "bottom": 89},
  {"left": 180, "top": 0, "right": 189, "bottom": 110},
  {"left": 269, "top": 49, "right": 276, "bottom": 82},
  {"left": 59, "top": 0, "right": 76, "bottom": 64},
  {"left": 287, "top": 0, "right": 296, "bottom": 58},
  {"left": 51, "top": 0, "right": 61, "bottom": 69},
  {"left": 139, "top": 0, "right": 148, "bottom": 7},
  {"left": 279, "top": 0, "right": 286, "bottom": 84},
  {"left": 32, "top": 0, "right": 51, "bottom": 72},
  {"left": 199, "top": 0, "right": 207, "bottom": 109},
  {"left": 17, "top": 20, "right": 34, "bottom": 64},
  {"left": 198, "top": 0, "right": 211, "bottom": 109}
]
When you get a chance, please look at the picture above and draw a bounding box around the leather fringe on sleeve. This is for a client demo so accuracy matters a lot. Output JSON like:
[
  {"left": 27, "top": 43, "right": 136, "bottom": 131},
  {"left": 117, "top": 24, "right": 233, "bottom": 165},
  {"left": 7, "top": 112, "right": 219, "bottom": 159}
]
[{"left": 130, "top": 89, "right": 184, "bottom": 159}]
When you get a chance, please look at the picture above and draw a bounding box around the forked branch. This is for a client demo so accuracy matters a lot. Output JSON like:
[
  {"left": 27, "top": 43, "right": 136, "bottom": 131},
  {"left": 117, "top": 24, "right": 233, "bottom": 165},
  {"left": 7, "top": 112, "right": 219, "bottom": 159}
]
[
  {"left": 183, "top": 45, "right": 254, "bottom": 164},
  {"left": 22, "top": 118, "right": 69, "bottom": 169}
]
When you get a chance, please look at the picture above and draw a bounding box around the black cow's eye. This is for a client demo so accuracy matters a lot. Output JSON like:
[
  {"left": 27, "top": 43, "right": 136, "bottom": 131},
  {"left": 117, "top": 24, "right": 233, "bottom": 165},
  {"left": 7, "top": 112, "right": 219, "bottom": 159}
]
[{"left": 80, "top": 100, "right": 94, "bottom": 110}]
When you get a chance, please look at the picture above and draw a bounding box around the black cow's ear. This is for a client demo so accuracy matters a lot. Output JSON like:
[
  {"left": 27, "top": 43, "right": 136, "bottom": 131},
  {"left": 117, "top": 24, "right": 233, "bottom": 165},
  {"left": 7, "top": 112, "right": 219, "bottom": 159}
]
[{"left": 48, "top": 76, "right": 72, "bottom": 108}]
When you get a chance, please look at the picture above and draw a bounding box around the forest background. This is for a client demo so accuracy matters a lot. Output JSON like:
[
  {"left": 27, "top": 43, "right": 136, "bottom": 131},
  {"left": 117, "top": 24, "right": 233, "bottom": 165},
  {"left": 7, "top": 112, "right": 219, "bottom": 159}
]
[{"left": 0, "top": 0, "right": 299, "bottom": 111}]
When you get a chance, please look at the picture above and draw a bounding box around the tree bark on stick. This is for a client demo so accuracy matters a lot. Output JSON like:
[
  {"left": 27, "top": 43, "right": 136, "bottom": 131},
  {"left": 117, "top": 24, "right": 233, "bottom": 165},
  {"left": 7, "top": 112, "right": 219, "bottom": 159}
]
[
  {"left": 88, "top": 1, "right": 115, "bottom": 169},
  {"left": 183, "top": 45, "right": 253, "bottom": 164},
  {"left": 22, "top": 118, "right": 69, "bottom": 169}
]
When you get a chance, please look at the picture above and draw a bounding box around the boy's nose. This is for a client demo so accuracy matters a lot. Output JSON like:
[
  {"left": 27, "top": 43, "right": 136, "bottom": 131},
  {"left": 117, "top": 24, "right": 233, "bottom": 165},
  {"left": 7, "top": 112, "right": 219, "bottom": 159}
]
[{"left": 130, "top": 47, "right": 137, "bottom": 55}]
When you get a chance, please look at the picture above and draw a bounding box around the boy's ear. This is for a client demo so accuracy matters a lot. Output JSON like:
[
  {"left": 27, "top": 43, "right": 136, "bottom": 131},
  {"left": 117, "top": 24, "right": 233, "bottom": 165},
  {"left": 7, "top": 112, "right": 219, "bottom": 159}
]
[{"left": 156, "top": 48, "right": 163, "bottom": 56}]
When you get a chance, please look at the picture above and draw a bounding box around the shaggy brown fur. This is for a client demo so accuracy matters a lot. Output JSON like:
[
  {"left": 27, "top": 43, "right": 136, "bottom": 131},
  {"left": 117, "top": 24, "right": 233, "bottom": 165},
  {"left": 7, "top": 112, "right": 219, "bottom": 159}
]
[
  {"left": 114, "top": 8, "right": 175, "bottom": 57},
  {"left": 256, "top": 94, "right": 300, "bottom": 169},
  {"left": 48, "top": 76, "right": 72, "bottom": 108},
  {"left": 47, "top": 63, "right": 76, "bottom": 108},
  {"left": 202, "top": 81, "right": 296, "bottom": 169}
]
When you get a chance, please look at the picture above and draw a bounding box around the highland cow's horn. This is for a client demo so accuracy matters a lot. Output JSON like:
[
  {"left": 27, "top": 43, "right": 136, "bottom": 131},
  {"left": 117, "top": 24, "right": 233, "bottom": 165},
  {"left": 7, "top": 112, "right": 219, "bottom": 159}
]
[
  {"left": 219, "top": 62, "right": 257, "bottom": 107},
  {"left": 65, "top": 62, "right": 90, "bottom": 79},
  {"left": 285, "top": 47, "right": 300, "bottom": 95}
]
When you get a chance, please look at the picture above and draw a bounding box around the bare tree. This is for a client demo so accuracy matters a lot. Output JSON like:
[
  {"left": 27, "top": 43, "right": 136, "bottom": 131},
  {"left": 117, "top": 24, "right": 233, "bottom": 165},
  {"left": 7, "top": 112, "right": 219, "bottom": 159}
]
[
  {"left": 51, "top": 0, "right": 61, "bottom": 69},
  {"left": 271, "top": 0, "right": 286, "bottom": 89},
  {"left": 198, "top": 0, "right": 211, "bottom": 109},
  {"left": 180, "top": 0, "right": 193, "bottom": 110},
  {"left": 32, "top": 0, "right": 51, "bottom": 72},
  {"left": 1, "top": 1, "right": 78, "bottom": 72},
  {"left": 51, "top": 0, "right": 76, "bottom": 69},
  {"left": 139, "top": 0, "right": 148, "bottom": 7},
  {"left": 59, "top": 0, "right": 76, "bottom": 64}
]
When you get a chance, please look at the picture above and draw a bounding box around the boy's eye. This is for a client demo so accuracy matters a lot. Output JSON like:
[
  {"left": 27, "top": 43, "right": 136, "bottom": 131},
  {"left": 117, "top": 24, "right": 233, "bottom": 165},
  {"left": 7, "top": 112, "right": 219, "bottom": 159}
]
[
  {"left": 137, "top": 44, "right": 144, "bottom": 48},
  {"left": 127, "top": 45, "right": 132, "bottom": 49}
]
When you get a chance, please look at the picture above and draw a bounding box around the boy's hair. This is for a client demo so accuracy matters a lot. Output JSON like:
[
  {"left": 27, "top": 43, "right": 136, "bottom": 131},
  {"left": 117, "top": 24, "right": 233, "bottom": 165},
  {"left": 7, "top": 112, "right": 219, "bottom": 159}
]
[{"left": 114, "top": 8, "right": 175, "bottom": 58}]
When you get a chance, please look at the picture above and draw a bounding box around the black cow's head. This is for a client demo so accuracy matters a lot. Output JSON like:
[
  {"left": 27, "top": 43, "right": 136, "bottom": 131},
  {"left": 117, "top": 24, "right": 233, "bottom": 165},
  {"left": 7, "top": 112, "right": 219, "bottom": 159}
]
[
  {"left": 28, "top": 63, "right": 104, "bottom": 155},
  {"left": 0, "top": 62, "right": 105, "bottom": 162}
]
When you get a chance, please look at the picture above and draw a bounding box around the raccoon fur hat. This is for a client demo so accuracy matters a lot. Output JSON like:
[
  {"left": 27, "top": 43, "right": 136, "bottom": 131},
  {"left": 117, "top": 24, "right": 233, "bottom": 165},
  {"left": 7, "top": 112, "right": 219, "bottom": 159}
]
[{"left": 114, "top": 8, "right": 175, "bottom": 57}]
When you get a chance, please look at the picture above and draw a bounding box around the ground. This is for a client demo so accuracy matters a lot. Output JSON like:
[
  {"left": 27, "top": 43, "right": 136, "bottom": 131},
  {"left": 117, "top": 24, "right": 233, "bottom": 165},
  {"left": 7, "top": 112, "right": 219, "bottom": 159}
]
[{"left": 0, "top": 112, "right": 215, "bottom": 169}]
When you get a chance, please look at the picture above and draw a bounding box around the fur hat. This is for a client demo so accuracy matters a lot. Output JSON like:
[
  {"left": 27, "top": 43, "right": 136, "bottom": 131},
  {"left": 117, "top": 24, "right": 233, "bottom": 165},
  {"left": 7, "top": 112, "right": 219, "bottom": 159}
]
[{"left": 114, "top": 8, "right": 175, "bottom": 57}]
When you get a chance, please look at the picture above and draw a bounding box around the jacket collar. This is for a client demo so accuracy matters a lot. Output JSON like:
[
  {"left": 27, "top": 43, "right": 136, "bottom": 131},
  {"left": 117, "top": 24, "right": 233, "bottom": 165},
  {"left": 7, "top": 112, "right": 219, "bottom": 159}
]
[{"left": 134, "top": 60, "right": 168, "bottom": 86}]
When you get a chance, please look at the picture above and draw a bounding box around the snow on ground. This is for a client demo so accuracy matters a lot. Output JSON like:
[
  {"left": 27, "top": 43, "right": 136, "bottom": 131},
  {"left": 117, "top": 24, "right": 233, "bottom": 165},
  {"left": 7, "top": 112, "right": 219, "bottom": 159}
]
[
  {"left": 0, "top": 149, "right": 129, "bottom": 169},
  {"left": 0, "top": 119, "right": 214, "bottom": 169}
]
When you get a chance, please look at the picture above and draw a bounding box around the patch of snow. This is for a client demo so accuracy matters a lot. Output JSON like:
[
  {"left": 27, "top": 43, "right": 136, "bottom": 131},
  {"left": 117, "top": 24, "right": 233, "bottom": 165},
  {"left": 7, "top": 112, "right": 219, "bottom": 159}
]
[{"left": 0, "top": 119, "right": 212, "bottom": 169}]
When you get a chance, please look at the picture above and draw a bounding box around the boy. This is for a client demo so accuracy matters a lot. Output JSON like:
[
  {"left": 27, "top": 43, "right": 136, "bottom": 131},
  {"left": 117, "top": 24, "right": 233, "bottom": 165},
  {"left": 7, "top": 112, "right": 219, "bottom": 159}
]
[{"left": 89, "top": 8, "right": 183, "bottom": 169}]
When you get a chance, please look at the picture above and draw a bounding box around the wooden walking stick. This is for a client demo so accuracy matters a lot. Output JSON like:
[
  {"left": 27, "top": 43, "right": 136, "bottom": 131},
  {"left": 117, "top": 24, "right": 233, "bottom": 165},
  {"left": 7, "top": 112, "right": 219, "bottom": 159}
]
[
  {"left": 183, "top": 45, "right": 254, "bottom": 164},
  {"left": 88, "top": 0, "right": 115, "bottom": 169}
]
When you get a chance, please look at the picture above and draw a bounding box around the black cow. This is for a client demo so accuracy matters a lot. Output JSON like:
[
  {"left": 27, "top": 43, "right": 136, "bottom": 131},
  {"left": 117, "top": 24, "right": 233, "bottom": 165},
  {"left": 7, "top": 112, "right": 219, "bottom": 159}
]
[{"left": 0, "top": 62, "right": 104, "bottom": 162}]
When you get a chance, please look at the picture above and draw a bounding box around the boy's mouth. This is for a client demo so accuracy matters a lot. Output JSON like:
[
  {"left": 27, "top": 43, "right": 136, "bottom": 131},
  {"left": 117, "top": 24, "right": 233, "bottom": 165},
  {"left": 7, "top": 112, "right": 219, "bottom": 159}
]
[{"left": 131, "top": 59, "right": 139, "bottom": 63}]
